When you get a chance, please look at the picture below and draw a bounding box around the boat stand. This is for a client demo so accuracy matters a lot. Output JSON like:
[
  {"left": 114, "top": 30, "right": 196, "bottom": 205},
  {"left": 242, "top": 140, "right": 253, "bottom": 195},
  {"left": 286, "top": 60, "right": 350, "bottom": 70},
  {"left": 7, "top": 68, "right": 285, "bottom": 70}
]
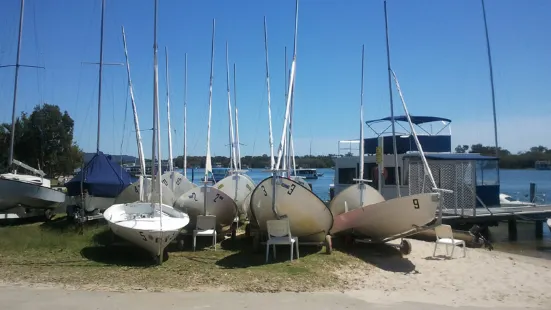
[{"left": 352, "top": 221, "right": 438, "bottom": 256}]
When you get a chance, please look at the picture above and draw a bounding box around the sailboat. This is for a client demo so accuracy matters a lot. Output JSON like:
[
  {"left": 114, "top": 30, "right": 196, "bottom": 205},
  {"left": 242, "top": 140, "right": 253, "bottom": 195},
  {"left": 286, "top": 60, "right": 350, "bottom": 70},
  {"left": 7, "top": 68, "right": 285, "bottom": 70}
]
[
  {"left": 173, "top": 19, "right": 238, "bottom": 235},
  {"left": 0, "top": 0, "right": 66, "bottom": 221},
  {"left": 248, "top": 2, "right": 333, "bottom": 246},
  {"left": 65, "top": 0, "right": 133, "bottom": 217},
  {"left": 330, "top": 2, "right": 447, "bottom": 255},
  {"left": 244, "top": 16, "right": 276, "bottom": 226},
  {"left": 212, "top": 43, "right": 255, "bottom": 220},
  {"left": 104, "top": 0, "right": 189, "bottom": 264},
  {"left": 112, "top": 26, "right": 173, "bottom": 207},
  {"left": 329, "top": 45, "right": 385, "bottom": 233},
  {"left": 160, "top": 47, "right": 196, "bottom": 201}
]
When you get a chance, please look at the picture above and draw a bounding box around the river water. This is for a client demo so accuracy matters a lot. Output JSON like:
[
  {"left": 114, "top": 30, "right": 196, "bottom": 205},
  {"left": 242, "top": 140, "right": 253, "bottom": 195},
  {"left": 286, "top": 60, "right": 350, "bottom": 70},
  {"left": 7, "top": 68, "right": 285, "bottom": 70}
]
[{"left": 181, "top": 168, "right": 551, "bottom": 259}]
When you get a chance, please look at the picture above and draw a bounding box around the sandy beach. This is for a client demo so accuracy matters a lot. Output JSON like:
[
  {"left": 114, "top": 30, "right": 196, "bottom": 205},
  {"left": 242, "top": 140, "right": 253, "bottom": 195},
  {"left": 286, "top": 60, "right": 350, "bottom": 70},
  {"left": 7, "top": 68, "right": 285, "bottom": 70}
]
[{"left": 2, "top": 239, "right": 551, "bottom": 309}]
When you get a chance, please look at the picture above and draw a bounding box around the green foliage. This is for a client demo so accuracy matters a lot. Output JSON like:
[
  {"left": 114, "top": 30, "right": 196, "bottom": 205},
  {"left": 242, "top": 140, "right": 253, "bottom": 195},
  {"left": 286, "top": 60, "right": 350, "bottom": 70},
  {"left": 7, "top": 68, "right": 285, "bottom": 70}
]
[
  {"left": 455, "top": 144, "right": 551, "bottom": 169},
  {"left": 0, "top": 103, "right": 83, "bottom": 176},
  {"left": 173, "top": 154, "right": 336, "bottom": 169}
]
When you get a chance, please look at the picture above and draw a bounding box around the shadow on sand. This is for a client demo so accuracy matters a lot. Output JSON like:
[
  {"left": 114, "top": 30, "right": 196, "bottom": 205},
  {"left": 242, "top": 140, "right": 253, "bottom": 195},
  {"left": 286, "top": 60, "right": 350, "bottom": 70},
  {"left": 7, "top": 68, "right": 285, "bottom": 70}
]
[{"left": 334, "top": 238, "right": 417, "bottom": 274}]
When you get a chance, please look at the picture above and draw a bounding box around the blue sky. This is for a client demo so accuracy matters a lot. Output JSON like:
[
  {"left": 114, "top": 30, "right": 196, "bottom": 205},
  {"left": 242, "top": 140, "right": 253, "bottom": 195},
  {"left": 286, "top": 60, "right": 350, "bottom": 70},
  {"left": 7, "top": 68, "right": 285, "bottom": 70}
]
[{"left": 1, "top": 0, "right": 550, "bottom": 159}]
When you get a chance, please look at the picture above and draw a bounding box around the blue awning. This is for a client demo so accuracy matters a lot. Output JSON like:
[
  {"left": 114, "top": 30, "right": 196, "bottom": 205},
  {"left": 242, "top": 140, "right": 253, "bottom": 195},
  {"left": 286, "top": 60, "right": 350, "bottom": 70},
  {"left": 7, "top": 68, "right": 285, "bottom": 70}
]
[{"left": 366, "top": 115, "right": 452, "bottom": 125}]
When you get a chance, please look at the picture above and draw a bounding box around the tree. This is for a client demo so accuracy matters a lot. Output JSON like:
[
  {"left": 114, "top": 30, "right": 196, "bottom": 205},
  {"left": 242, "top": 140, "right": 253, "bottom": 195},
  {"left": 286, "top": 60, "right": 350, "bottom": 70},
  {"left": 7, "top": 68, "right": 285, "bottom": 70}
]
[
  {"left": 0, "top": 104, "right": 83, "bottom": 176},
  {"left": 454, "top": 145, "right": 469, "bottom": 153}
]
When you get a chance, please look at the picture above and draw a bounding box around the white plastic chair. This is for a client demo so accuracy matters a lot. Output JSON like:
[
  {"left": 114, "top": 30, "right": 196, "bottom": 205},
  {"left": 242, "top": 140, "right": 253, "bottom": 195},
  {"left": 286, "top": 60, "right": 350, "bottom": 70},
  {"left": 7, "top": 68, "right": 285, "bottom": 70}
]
[
  {"left": 265, "top": 219, "right": 299, "bottom": 263},
  {"left": 433, "top": 224, "right": 466, "bottom": 258},
  {"left": 193, "top": 215, "right": 217, "bottom": 251}
]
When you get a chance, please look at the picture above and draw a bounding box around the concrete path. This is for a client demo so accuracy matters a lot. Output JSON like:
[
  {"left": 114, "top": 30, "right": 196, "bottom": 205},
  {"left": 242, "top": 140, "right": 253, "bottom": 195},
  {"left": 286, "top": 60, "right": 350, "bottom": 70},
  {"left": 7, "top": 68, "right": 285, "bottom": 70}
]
[{"left": 0, "top": 284, "right": 541, "bottom": 310}]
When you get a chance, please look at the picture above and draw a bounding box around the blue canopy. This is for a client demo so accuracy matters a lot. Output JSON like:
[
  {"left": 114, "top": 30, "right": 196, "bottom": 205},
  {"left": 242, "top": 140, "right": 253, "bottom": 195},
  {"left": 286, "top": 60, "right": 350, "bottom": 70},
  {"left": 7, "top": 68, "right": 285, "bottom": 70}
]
[
  {"left": 66, "top": 151, "right": 133, "bottom": 197},
  {"left": 366, "top": 115, "right": 452, "bottom": 125}
]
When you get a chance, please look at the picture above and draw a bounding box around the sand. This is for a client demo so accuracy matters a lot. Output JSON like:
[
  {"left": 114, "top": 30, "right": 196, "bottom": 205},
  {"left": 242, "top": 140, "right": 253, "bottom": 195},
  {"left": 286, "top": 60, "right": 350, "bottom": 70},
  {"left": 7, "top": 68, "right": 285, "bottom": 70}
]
[
  {"left": 2, "top": 239, "right": 551, "bottom": 309},
  {"left": 340, "top": 239, "right": 551, "bottom": 308}
]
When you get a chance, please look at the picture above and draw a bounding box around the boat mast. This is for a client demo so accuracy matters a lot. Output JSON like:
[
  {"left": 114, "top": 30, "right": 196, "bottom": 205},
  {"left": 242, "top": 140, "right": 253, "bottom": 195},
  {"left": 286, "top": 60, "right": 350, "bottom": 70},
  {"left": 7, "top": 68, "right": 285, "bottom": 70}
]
[
  {"left": 6, "top": 0, "right": 25, "bottom": 169},
  {"left": 480, "top": 0, "right": 500, "bottom": 178},
  {"left": 152, "top": 0, "right": 163, "bottom": 260},
  {"left": 96, "top": 0, "right": 106, "bottom": 153},
  {"left": 233, "top": 63, "right": 242, "bottom": 170},
  {"left": 383, "top": 0, "right": 401, "bottom": 197},
  {"left": 225, "top": 42, "right": 237, "bottom": 171},
  {"left": 165, "top": 47, "right": 175, "bottom": 190},
  {"left": 289, "top": 92, "right": 297, "bottom": 177},
  {"left": 282, "top": 46, "right": 288, "bottom": 174},
  {"left": 275, "top": 0, "right": 299, "bottom": 171},
  {"left": 204, "top": 19, "right": 216, "bottom": 215},
  {"left": 288, "top": 0, "right": 299, "bottom": 177},
  {"left": 358, "top": 45, "right": 366, "bottom": 206},
  {"left": 183, "top": 53, "right": 188, "bottom": 177},
  {"left": 121, "top": 26, "right": 146, "bottom": 201},
  {"left": 263, "top": 16, "right": 275, "bottom": 171}
]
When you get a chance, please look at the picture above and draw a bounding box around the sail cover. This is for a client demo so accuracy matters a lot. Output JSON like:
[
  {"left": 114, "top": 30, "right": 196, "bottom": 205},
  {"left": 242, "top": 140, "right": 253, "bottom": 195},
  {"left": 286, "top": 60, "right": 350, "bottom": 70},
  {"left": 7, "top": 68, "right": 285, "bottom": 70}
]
[{"left": 66, "top": 151, "right": 134, "bottom": 197}]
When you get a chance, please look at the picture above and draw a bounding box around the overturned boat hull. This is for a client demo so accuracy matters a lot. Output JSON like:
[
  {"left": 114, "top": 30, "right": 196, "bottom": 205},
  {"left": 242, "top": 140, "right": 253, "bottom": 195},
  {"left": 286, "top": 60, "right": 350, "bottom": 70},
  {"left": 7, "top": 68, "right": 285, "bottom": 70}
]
[
  {"left": 215, "top": 174, "right": 255, "bottom": 218},
  {"left": 173, "top": 186, "right": 237, "bottom": 234},
  {"left": 161, "top": 171, "right": 196, "bottom": 202},
  {"left": 329, "top": 183, "right": 385, "bottom": 234},
  {"left": 249, "top": 176, "right": 332, "bottom": 242},
  {"left": 114, "top": 177, "right": 174, "bottom": 205},
  {"left": 332, "top": 192, "right": 441, "bottom": 242}
]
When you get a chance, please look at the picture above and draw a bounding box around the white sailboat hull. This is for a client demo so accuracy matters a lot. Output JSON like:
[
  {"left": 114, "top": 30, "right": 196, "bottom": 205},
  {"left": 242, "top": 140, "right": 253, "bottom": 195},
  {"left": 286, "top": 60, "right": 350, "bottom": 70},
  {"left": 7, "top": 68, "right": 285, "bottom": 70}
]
[
  {"left": 214, "top": 174, "right": 255, "bottom": 217},
  {"left": 104, "top": 202, "right": 189, "bottom": 257},
  {"left": 173, "top": 186, "right": 238, "bottom": 234},
  {"left": 161, "top": 171, "right": 196, "bottom": 202},
  {"left": 114, "top": 177, "right": 174, "bottom": 206},
  {"left": 0, "top": 177, "right": 65, "bottom": 211},
  {"left": 332, "top": 192, "right": 440, "bottom": 242},
  {"left": 249, "top": 176, "right": 333, "bottom": 242},
  {"left": 329, "top": 183, "right": 385, "bottom": 234}
]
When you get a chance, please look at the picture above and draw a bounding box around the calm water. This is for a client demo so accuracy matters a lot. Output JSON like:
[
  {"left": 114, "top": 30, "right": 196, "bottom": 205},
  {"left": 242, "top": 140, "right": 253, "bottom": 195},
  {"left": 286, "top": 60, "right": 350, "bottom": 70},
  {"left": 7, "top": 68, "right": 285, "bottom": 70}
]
[{"left": 180, "top": 168, "right": 551, "bottom": 258}]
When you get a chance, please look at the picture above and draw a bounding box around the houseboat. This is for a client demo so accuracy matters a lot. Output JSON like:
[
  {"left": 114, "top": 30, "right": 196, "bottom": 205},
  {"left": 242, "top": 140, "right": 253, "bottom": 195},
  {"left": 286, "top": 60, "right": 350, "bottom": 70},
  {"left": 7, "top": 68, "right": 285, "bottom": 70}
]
[
  {"left": 535, "top": 160, "right": 551, "bottom": 170},
  {"left": 330, "top": 115, "right": 504, "bottom": 216},
  {"left": 294, "top": 168, "right": 319, "bottom": 179},
  {"left": 123, "top": 162, "right": 170, "bottom": 177}
]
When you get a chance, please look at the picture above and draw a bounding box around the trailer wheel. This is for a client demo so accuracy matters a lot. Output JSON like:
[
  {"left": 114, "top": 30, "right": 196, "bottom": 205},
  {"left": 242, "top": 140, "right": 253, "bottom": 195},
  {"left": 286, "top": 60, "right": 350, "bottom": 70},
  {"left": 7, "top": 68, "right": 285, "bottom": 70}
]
[
  {"left": 177, "top": 238, "right": 185, "bottom": 251},
  {"left": 400, "top": 239, "right": 412, "bottom": 256},
  {"left": 324, "top": 235, "right": 332, "bottom": 254},
  {"left": 43, "top": 209, "right": 55, "bottom": 222}
]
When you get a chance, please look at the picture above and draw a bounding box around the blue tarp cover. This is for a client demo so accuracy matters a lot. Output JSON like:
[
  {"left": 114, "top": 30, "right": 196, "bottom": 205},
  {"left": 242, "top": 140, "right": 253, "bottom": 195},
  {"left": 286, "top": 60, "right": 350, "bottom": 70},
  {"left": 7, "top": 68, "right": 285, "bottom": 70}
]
[{"left": 66, "top": 152, "right": 133, "bottom": 197}]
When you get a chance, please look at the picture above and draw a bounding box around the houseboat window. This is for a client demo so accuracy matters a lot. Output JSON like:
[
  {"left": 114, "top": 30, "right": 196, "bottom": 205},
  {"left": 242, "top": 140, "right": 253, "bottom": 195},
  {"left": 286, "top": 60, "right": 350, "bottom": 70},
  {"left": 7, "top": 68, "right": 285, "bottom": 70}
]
[
  {"left": 476, "top": 160, "right": 499, "bottom": 186},
  {"left": 365, "top": 163, "right": 378, "bottom": 188},
  {"left": 338, "top": 168, "right": 356, "bottom": 185},
  {"left": 384, "top": 167, "right": 401, "bottom": 186}
]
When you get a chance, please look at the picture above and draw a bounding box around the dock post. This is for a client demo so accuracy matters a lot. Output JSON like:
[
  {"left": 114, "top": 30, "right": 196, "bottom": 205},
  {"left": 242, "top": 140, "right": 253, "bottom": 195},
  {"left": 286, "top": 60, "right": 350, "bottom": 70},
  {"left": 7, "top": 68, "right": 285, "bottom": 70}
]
[
  {"left": 535, "top": 220, "right": 544, "bottom": 239},
  {"left": 507, "top": 218, "right": 517, "bottom": 240},
  {"left": 529, "top": 182, "right": 536, "bottom": 203}
]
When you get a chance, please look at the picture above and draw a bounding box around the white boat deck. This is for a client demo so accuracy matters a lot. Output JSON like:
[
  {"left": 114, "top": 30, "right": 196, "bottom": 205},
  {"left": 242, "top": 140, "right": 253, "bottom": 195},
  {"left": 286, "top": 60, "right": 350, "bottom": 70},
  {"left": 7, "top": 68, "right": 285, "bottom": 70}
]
[{"left": 441, "top": 204, "right": 551, "bottom": 220}]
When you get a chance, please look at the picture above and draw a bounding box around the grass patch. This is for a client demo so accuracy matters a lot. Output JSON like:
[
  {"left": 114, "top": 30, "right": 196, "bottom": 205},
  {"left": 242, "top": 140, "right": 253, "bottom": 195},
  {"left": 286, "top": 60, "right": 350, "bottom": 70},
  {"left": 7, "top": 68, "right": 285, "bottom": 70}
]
[{"left": 0, "top": 217, "right": 373, "bottom": 292}]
